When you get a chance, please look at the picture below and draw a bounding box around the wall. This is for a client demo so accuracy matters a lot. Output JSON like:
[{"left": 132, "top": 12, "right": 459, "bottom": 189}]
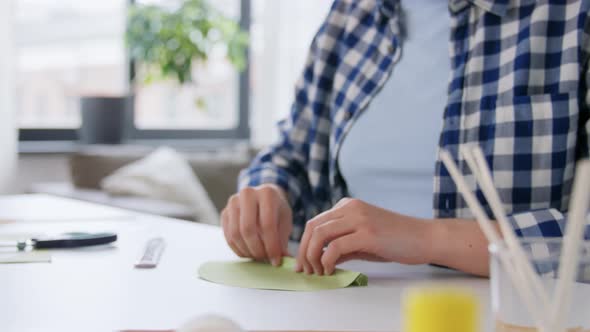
[
  {"left": 0, "top": 0, "right": 17, "bottom": 193},
  {"left": 250, "top": 0, "right": 333, "bottom": 147},
  {"left": 4, "top": 0, "right": 70, "bottom": 195}
]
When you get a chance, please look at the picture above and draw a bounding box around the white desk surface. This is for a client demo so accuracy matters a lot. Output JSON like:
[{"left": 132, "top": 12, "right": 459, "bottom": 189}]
[{"left": 0, "top": 195, "right": 491, "bottom": 332}]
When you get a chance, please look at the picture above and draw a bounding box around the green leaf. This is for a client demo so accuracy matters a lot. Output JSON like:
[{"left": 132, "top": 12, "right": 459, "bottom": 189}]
[{"left": 126, "top": 0, "right": 248, "bottom": 85}]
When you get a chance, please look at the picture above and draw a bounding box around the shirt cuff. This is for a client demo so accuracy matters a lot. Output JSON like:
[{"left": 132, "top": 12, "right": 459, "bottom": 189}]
[
  {"left": 238, "top": 166, "right": 308, "bottom": 239},
  {"left": 506, "top": 208, "right": 566, "bottom": 238}
]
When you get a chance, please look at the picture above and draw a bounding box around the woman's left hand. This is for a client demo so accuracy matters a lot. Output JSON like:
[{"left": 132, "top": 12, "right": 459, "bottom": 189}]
[{"left": 294, "top": 198, "right": 435, "bottom": 275}]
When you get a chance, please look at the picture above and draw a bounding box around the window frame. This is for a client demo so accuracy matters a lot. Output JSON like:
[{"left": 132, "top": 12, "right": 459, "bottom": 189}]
[{"left": 19, "top": 0, "right": 251, "bottom": 142}]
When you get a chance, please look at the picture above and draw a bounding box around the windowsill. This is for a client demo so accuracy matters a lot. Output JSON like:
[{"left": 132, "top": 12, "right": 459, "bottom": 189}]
[
  {"left": 19, "top": 139, "right": 251, "bottom": 154},
  {"left": 18, "top": 141, "right": 80, "bottom": 154}
]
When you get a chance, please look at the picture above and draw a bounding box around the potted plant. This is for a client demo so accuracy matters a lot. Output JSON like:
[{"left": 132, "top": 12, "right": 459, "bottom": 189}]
[
  {"left": 78, "top": 94, "right": 133, "bottom": 145},
  {"left": 125, "top": 0, "right": 249, "bottom": 119}
]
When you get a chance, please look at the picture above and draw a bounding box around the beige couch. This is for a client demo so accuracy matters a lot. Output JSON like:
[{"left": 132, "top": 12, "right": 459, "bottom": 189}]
[{"left": 31, "top": 145, "right": 255, "bottom": 221}]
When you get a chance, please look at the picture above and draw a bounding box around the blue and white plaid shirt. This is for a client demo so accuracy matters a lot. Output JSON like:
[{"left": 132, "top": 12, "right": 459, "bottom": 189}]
[{"left": 240, "top": 0, "right": 590, "bottom": 241}]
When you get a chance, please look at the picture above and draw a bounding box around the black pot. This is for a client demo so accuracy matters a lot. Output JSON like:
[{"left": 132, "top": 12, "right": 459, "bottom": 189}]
[{"left": 79, "top": 95, "right": 133, "bottom": 145}]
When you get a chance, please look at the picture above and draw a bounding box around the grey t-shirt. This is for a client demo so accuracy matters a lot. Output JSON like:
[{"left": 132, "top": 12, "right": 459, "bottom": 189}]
[{"left": 338, "top": 0, "right": 450, "bottom": 218}]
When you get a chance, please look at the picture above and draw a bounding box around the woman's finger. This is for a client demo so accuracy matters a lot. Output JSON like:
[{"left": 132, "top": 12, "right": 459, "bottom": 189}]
[
  {"left": 239, "top": 188, "right": 266, "bottom": 260},
  {"left": 296, "top": 207, "right": 345, "bottom": 273},
  {"left": 282, "top": 246, "right": 291, "bottom": 257},
  {"left": 333, "top": 197, "right": 353, "bottom": 208},
  {"left": 295, "top": 198, "right": 353, "bottom": 273},
  {"left": 321, "top": 232, "right": 368, "bottom": 275},
  {"left": 306, "top": 218, "right": 354, "bottom": 275},
  {"left": 227, "top": 196, "right": 250, "bottom": 257},
  {"left": 257, "top": 188, "right": 283, "bottom": 266},
  {"left": 221, "top": 208, "right": 246, "bottom": 257}
]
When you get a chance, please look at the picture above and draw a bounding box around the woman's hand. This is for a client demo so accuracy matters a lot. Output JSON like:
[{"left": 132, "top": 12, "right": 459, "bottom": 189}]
[
  {"left": 295, "top": 198, "right": 435, "bottom": 275},
  {"left": 221, "top": 184, "right": 293, "bottom": 266}
]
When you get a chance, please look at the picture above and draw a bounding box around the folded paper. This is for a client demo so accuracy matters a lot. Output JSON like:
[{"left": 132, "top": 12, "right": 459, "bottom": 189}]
[{"left": 198, "top": 257, "right": 368, "bottom": 291}]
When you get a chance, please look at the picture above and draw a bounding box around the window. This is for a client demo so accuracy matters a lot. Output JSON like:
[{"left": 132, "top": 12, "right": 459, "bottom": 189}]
[
  {"left": 16, "top": 0, "right": 334, "bottom": 144},
  {"left": 132, "top": 0, "right": 245, "bottom": 135},
  {"left": 16, "top": 0, "right": 128, "bottom": 140},
  {"left": 17, "top": 0, "right": 249, "bottom": 142}
]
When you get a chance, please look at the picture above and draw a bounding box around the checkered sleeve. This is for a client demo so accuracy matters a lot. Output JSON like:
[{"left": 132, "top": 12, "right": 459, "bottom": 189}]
[
  {"left": 506, "top": 208, "right": 590, "bottom": 240},
  {"left": 506, "top": 209, "right": 567, "bottom": 238},
  {"left": 508, "top": 209, "right": 590, "bottom": 281},
  {"left": 238, "top": 1, "right": 346, "bottom": 228},
  {"left": 506, "top": 11, "right": 590, "bottom": 241},
  {"left": 238, "top": 111, "right": 317, "bottom": 227}
]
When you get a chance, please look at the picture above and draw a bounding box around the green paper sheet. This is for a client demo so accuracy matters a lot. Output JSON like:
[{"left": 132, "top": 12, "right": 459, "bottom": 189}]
[
  {"left": 198, "top": 257, "right": 368, "bottom": 291},
  {"left": 0, "top": 251, "right": 51, "bottom": 264},
  {"left": 0, "top": 233, "right": 52, "bottom": 264}
]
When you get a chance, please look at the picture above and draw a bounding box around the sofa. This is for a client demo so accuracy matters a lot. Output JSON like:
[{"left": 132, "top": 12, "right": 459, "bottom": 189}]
[{"left": 30, "top": 144, "right": 255, "bottom": 221}]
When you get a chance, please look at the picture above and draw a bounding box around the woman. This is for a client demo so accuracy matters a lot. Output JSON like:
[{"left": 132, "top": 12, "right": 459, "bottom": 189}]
[{"left": 221, "top": 0, "right": 590, "bottom": 276}]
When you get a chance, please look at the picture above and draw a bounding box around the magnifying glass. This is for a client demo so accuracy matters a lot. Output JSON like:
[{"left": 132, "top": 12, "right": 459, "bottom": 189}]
[{"left": 0, "top": 232, "right": 117, "bottom": 251}]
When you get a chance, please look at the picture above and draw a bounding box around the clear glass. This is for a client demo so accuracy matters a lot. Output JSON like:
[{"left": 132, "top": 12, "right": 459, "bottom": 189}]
[
  {"left": 490, "top": 239, "right": 590, "bottom": 332},
  {"left": 15, "top": 0, "right": 128, "bottom": 129}
]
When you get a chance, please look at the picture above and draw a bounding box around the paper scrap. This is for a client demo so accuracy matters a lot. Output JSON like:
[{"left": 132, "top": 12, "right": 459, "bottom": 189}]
[
  {"left": 198, "top": 257, "right": 368, "bottom": 291},
  {"left": 0, "top": 250, "right": 51, "bottom": 264}
]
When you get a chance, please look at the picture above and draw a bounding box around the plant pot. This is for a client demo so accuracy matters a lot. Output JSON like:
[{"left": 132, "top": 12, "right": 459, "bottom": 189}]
[{"left": 79, "top": 95, "right": 133, "bottom": 145}]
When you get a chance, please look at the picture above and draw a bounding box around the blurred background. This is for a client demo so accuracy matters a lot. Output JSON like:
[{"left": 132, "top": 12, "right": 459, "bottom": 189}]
[
  {"left": 0, "top": 0, "right": 437, "bottom": 223},
  {"left": 0, "top": 0, "right": 335, "bottom": 221},
  {"left": 14, "top": 0, "right": 333, "bottom": 146}
]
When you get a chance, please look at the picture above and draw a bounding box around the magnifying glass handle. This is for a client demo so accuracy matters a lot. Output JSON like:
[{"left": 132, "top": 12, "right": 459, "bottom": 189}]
[
  {"left": 32, "top": 232, "right": 117, "bottom": 249},
  {"left": 0, "top": 233, "right": 117, "bottom": 250},
  {"left": 0, "top": 240, "right": 33, "bottom": 251}
]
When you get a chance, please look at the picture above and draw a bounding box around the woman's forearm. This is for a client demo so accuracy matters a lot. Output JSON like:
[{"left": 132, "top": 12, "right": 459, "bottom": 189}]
[
  {"left": 292, "top": 198, "right": 500, "bottom": 276},
  {"left": 426, "top": 218, "right": 499, "bottom": 277}
]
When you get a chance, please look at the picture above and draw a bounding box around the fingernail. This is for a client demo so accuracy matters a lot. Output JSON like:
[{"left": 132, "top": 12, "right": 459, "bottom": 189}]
[{"left": 271, "top": 258, "right": 279, "bottom": 267}]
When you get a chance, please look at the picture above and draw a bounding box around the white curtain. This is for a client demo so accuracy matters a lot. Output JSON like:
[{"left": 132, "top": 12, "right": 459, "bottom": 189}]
[
  {"left": 0, "top": 0, "right": 17, "bottom": 193},
  {"left": 250, "top": 0, "right": 333, "bottom": 147}
]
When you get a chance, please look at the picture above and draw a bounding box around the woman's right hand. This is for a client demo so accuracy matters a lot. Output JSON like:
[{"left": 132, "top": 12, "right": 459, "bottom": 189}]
[{"left": 221, "top": 184, "right": 293, "bottom": 266}]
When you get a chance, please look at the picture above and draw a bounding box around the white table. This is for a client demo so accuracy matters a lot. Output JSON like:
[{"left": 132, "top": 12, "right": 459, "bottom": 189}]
[{"left": 0, "top": 195, "right": 491, "bottom": 332}]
